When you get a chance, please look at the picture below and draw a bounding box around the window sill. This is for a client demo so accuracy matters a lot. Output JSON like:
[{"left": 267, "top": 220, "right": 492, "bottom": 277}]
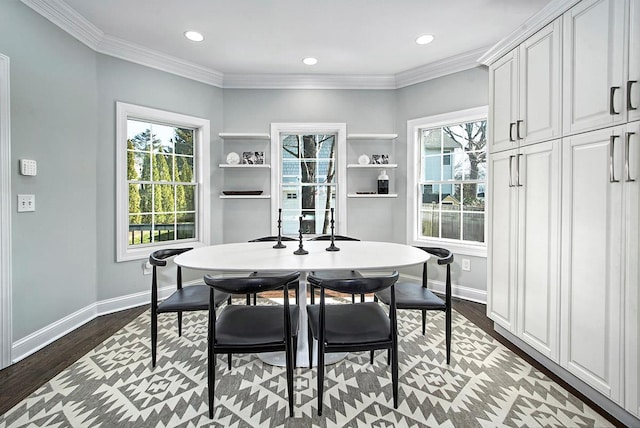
[{"left": 409, "top": 238, "right": 487, "bottom": 258}]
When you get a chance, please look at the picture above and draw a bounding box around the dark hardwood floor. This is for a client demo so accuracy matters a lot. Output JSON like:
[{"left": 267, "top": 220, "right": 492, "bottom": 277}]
[{"left": 0, "top": 297, "right": 624, "bottom": 426}]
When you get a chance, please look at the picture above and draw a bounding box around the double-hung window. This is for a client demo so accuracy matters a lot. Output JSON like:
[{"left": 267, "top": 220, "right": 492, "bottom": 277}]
[
  {"left": 271, "top": 123, "right": 346, "bottom": 236},
  {"left": 116, "top": 103, "right": 210, "bottom": 261},
  {"left": 407, "top": 107, "right": 487, "bottom": 256}
]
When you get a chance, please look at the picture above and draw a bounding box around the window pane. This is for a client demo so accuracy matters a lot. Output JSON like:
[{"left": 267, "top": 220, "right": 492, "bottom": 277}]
[
  {"left": 128, "top": 183, "right": 143, "bottom": 218},
  {"left": 462, "top": 183, "right": 485, "bottom": 212},
  {"left": 127, "top": 120, "right": 151, "bottom": 151},
  {"left": 441, "top": 184, "right": 461, "bottom": 211},
  {"left": 452, "top": 148, "right": 469, "bottom": 180},
  {"left": 154, "top": 184, "right": 175, "bottom": 215},
  {"left": 176, "top": 184, "right": 195, "bottom": 211},
  {"left": 422, "top": 155, "right": 442, "bottom": 181},
  {"left": 151, "top": 123, "right": 175, "bottom": 154},
  {"left": 153, "top": 215, "right": 174, "bottom": 242},
  {"left": 421, "top": 128, "right": 441, "bottom": 151},
  {"left": 421, "top": 211, "right": 439, "bottom": 238},
  {"left": 128, "top": 217, "right": 151, "bottom": 245},
  {"left": 174, "top": 127, "right": 194, "bottom": 155},
  {"left": 175, "top": 156, "right": 194, "bottom": 183},
  {"left": 152, "top": 154, "right": 173, "bottom": 181},
  {"left": 421, "top": 183, "right": 440, "bottom": 205},
  {"left": 463, "top": 213, "right": 484, "bottom": 243},
  {"left": 177, "top": 212, "right": 196, "bottom": 240},
  {"left": 130, "top": 151, "right": 150, "bottom": 181},
  {"left": 442, "top": 212, "right": 461, "bottom": 240}
]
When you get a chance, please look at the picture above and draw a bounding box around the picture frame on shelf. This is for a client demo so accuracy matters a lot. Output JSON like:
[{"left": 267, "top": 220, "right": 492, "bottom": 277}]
[
  {"left": 242, "top": 151, "right": 264, "bottom": 164},
  {"left": 371, "top": 154, "right": 389, "bottom": 164}
]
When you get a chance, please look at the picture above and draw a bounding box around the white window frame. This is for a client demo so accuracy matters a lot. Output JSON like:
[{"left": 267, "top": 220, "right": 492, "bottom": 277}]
[
  {"left": 270, "top": 123, "right": 347, "bottom": 236},
  {"left": 406, "top": 106, "right": 488, "bottom": 257},
  {"left": 116, "top": 102, "right": 211, "bottom": 262}
]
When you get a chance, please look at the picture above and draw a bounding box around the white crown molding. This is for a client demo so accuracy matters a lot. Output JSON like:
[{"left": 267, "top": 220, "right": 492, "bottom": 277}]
[
  {"left": 224, "top": 73, "right": 397, "bottom": 90},
  {"left": 478, "top": 0, "right": 581, "bottom": 65},
  {"left": 97, "top": 35, "right": 224, "bottom": 87},
  {"left": 20, "top": 0, "right": 103, "bottom": 50},
  {"left": 395, "top": 47, "right": 489, "bottom": 89}
]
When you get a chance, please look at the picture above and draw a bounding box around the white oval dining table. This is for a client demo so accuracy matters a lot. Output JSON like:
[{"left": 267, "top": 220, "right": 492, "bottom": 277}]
[{"left": 174, "top": 240, "right": 429, "bottom": 367}]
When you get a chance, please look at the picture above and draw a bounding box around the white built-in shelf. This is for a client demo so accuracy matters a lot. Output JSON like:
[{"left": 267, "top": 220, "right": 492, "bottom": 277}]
[
  {"left": 219, "top": 132, "right": 270, "bottom": 140},
  {"left": 347, "top": 133, "right": 398, "bottom": 140},
  {"left": 348, "top": 193, "right": 398, "bottom": 198},
  {"left": 347, "top": 163, "right": 398, "bottom": 168},
  {"left": 218, "top": 164, "right": 271, "bottom": 168},
  {"left": 219, "top": 194, "right": 271, "bottom": 199}
]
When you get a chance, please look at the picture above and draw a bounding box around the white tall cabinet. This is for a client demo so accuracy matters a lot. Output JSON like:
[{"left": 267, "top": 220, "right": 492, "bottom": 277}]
[{"left": 485, "top": 0, "right": 640, "bottom": 422}]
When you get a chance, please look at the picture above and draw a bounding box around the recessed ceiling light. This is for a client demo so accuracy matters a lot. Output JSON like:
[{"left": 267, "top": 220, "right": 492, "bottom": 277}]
[
  {"left": 184, "top": 31, "right": 204, "bottom": 42},
  {"left": 303, "top": 57, "right": 318, "bottom": 66},
  {"left": 416, "top": 34, "right": 434, "bottom": 45}
]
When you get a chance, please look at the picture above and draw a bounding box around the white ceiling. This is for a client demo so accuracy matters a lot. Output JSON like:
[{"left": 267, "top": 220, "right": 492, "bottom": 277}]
[{"left": 58, "top": 0, "right": 552, "bottom": 78}]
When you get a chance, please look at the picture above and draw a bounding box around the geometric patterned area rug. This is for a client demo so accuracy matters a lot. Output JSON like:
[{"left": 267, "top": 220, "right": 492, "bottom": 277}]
[{"left": 0, "top": 298, "right": 611, "bottom": 428}]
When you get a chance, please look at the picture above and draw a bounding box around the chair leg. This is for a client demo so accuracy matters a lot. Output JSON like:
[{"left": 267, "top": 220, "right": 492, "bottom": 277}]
[
  {"left": 295, "top": 286, "right": 299, "bottom": 306},
  {"left": 227, "top": 296, "right": 232, "bottom": 305},
  {"left": 373, "top": 295, "right": 378, "bottom": 303},
  {"left": 207, "top": 320, "right": 215, "bottom": 418},
  {"left": 293, "top": 336, "right": 298, "bottom": 368},
  {"left": 151, "top": 309, "right": 158, "bottom": 367},
  {"left": 360, "top": 293, "right": 365, "bottom": 302},
  {"left": 246, "top": 294, "right": 251, "bottom": 305},
  {"left": 227, "top": 353, "right": 232, "bottom": 370},
  {"left": 285, "top": 336, "right": 295, "bottom": 417},
  {"left": 308, "top": 328, "right": 313, "bottom": 368},
  {"left": 370, "top": 350, "right": 374, "bottom": 364},
  {"left": 351, "top": 294, "right": 355, "bottom": 303},
  {"left": 391, "top": 345, "right": 399, "bottom": 409},
  {"left": 421, "top": 309, "right": 426, "bottom": 335},
  {"left": 387, "top": 348, "right": 390, "bottom": 365},
  {"left": 317, "top": 344, "right": 324, "bottom": 416},
  {"left": 445, "top": 307, "right": 452, "bottom": 365},
  {"left": 253, "top": 293, "right": 257, "bottom": 305},
  {"left": 177, "top": 311, "right": 183, "bottom": 337}
]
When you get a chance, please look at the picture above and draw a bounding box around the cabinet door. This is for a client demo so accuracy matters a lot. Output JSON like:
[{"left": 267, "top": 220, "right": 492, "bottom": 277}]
[
  {"left": 516, "top": 140, "right": 560, "bottom": 361},
  {"left": 489, "top": 50, "right": 518, "bottom": 153},
  {"left": 563, "top": 0, "right": 626, "bottom": 135},
  {"left": 629, "top": 0, "right": 640, "bottom": 123},
  {"left": 519, "top": 20, "right": 562, "bottom": 146},
  {"left": 625, "top": 121, "right": 639, "bottom": 416},
  {"left": 561, "top": 126, "right": 624, "bottom": 403},
  {"left": 487, "top": 150, "right": 518, "bottom": 331}
]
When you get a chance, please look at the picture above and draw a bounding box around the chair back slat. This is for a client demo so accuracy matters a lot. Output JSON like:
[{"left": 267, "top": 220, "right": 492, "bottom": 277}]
[
  {"left": 248, "top": 236, "right": 297, "bottom": 242},
  {"left": 309, "top": 235, "right": 360, "bottom": 241},
  {"left": 204, "top": 272, "right": 300, "bottom": 294},
  {"left": 149, "top": 248, "right": 193, "bottom": 266},
  {"left": 418, "top": 247, "right": 454, "bottom": 265},
  {"left": 308, "top": 271, "right": 398, "bottom": 294}
]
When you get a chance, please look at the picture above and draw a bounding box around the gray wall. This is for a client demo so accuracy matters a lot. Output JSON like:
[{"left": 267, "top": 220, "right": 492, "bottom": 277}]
[
  {"left": 0, "top": 0, "right": 98, "bottom": 339},
  {"left": 395, "top": 68, "right": 489, "bottom": 294},
  {"left": 95, "top": 55, "right": 224, "bottom": 301},
  {"left": 222, "top": 89, "right": 398, "bottom": 243}
]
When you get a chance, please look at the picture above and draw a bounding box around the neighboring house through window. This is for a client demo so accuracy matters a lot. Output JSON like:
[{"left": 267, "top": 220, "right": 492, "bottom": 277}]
[
  {"left": 407, "top": 106, "right": 487, "bottom": 256},
  {"left": 116, "top": 103, "right": 210, "bottom": 261}
]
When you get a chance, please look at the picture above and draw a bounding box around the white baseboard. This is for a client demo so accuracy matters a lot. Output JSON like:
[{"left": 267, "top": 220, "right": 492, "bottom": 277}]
[
  {"left": 11, "top": 285, "right": 178, "bottom": 364},
  {"left": 399, "top": 273, "right": 487, "bottom": 304}
]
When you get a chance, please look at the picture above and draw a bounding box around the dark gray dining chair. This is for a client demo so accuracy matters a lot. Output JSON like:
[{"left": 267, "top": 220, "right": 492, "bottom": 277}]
[
  {"left": 375, "top": 247, "right": 454, "bottom": 364},
  {"left": 306, "top": 271, "right": 400, "bottom": 415},
  {"left": 204, "top": 272, "right": 300, "bottom": 418},
  {"left": 149, "top": 248, "right": 231, "bottom": 367}
]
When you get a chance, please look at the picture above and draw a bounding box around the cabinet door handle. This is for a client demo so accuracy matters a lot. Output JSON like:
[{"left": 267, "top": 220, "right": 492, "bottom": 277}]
[
  {"left": 626, "top": 132, "right": 636, "bottom": 182},
  {"left": 610, "top": 135, "right": 620, "bottom": 183},
  {"left": 516, "top": 120, "right": 524, "bottom": 140},
  {"left": 508, "top": 155, "right": 515, "bottom": 187},
  {"left": 610, "top": 87, "right": 620, "bottom": 115},
  {"left": 628, "top": 80, "right": 638, "bottom": 111},
  {"left": 516, "top": 154, "right": 524, "bottom": 187},
  {"left": 509, "top": 123, "right": 516, "bottom": 142}
]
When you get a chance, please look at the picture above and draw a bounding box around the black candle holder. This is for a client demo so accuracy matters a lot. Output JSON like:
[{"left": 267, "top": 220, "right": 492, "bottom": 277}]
[
  {"left": 273, "top": 208, "right": 286, "bottom": 249},
  {"left": 326, "top": 207, "right": 339, "bottom": 252},
  {"left": 293, "top": 215, "right": 308, "bottom": 255}
]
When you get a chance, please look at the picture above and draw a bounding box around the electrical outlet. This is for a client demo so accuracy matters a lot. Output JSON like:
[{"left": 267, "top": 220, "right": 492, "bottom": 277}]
[
  {"left": 17, "top": 194, "right": 35, "bottom": 212},
  {"left": 461, "top": 258, "right": 471, "bottom": 271},
  {"left": 142, "top": 261, "right": 152, "bottom": 275}
]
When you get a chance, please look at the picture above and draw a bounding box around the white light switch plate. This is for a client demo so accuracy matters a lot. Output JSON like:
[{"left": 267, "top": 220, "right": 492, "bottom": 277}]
[{"left": 17, "top": 194, "right": 35, "bottom": 212}]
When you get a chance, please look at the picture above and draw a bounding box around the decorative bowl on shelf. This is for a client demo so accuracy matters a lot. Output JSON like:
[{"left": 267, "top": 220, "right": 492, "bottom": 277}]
[
  {"left": 222, "top": 190, "right": 263, "bottom": 195},
  {"left": 358, "top": 154, "right": 370, "bottom": 165},
  {"left": 226, "top": 152, "right": 240, "bottom": 165}
]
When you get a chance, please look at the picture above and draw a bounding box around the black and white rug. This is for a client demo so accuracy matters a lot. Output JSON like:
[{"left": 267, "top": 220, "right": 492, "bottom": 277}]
[{"left": 0, "top": 298, "right": 610, "bottom": 427}]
